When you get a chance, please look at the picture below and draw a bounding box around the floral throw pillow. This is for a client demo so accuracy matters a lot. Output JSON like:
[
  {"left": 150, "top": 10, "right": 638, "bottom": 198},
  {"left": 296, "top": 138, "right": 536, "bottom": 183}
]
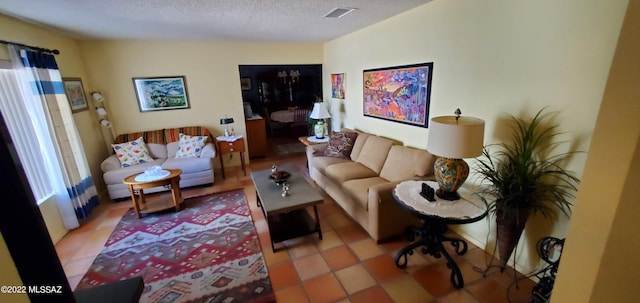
[
  {"left": 175, "top": 133, "right": 208, "bottom": 158},
  {"left": 324, "top": 131, "right": 358, "bottom": 159},
  {"left": 111, "top": 137, "right": 154, "bottom": 167}
]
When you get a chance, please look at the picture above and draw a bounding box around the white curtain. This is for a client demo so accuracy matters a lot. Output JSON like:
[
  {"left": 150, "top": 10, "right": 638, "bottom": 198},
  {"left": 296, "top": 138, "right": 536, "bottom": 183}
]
[{"left": 0, "top": 45, "right": 98, "bottom": 228}]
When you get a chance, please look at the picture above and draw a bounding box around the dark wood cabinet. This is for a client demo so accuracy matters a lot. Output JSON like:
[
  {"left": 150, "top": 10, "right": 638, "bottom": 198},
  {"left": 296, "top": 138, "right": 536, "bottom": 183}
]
[{"left": 246, "top": 117, "right": 268, "bottom": 158}]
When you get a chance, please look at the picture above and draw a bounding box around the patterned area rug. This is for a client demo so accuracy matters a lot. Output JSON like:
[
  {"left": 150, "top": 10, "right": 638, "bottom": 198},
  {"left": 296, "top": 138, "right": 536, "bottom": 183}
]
[
  {"left": 75, "top": 190, "right": 275, "bottom": 303},
  {"left": 273, "top": 142, "right": 306, "bottom": 156}
]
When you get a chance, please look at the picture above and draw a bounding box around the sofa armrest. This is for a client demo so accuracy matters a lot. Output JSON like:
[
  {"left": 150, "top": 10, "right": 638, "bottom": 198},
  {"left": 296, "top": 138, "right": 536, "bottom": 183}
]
[
  {"left": 307, "top": 143, "right": 328, "bottom": 155},
  {"left": 101, "top": 154, "right": 122, "bottom": 172},
  {"left": 199, "top": 142, "right": 216, "bottom": 159},
  {"left": 367, "top": 179, "right": 424, "bottom": 242}
]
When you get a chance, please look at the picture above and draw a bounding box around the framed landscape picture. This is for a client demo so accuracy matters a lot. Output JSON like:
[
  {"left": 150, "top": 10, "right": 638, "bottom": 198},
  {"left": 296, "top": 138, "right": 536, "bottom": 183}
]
[
  {"left": 62, "top": 78, "right": 89, "bottom": 113},
  {"left": 363, "top": 62, "right": 433, "bottom": 127},
  {"left": 132, "top": 76, "right": 190, "bottom": 112}
]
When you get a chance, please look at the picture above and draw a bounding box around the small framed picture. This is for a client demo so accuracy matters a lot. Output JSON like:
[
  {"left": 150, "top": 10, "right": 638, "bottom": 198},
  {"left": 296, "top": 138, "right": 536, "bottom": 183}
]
[
  {"left": 240, "top": 77, "right": 252, "bottom": 91},
  {"left": 62, "top": 78, "right": 89, "bottom": 113},
  {"left": 132, "top": 76, "right": 191, "bottom": 112}
]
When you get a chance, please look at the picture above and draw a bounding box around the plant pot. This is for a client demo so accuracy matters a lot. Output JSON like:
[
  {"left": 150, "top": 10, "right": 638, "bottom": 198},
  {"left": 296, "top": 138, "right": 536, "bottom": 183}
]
[{"left": 496, "top": 208, "right": 530, "bottom": 271}]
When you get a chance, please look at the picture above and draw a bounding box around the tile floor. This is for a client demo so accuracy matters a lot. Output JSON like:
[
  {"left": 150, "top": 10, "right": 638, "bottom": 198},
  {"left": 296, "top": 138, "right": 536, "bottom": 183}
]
[{"left": 55, "top": 137, "right": 537, "bottom": 303}]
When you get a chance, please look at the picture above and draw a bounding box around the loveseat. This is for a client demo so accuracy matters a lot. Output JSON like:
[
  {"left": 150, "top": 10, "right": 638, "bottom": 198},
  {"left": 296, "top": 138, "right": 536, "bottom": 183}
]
[
  {"left": 306, "top": 129, "right": 437, "bottom": 242},
  {"left": 101, "top": 126, "right": 216, "bottom": 200}
]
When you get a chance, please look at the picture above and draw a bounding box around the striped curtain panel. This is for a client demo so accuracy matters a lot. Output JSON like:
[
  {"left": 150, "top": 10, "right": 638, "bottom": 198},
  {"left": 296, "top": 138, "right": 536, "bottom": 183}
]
[{"left": 15, "top": 47, "right": 98, "bottom": 221}]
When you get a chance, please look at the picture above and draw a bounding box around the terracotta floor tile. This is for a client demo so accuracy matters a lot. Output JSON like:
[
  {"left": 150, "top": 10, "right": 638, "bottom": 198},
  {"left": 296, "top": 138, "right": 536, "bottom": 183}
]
[
  {"left": 315, "top": 230, "right": 344, "bottom": 251},
  {"left": 466, "top": 279, "right": 511, "bottom": 303},
  {"left": 349, "top": 238, "right": 384, "bottom": 261},
  {"left": 382, "top": 275, "right": 433, "bottom": 303},
  {"left": 318, "top": 203, "right": 342, "bottom": 217},
  {"left": 293, "top": 253, "right": 330, "bottom": 281},
  {"left": 322, "top": 245, "right": 358, "bottom": 271},
  {"left": 54, "top": 153, "right": 538, "bottom": 303},
  {"left": 462, "top": 247, "right": 494, "bottom": 271},
  {"left": 350, "top": 285, "right": 394, "bottom": 303},
  {"left": 325, "top": 212, "right": 353, "bottom": 229},
  {"left": 275, "top": 285, "right": 310, "bottom": 303},
  {"left": 287, "top": 238, "right": 319, "bottom": 259},
  {"left": 335, "top": 224, "right": 368, "bottom": 243},
  {"left": 71, "top": 228, "right": 113, "bottom": 259},
  {"left": 268, "top": 261, "right": 300, "bottom": 290},
  {"left": 63, "top": 256, "right": 96, "bottom": 277},
  {"left": 411, "top": 263, "right": 454, "bottom": 297},
  {"left": 363, "top": 254, "right": 406, "bottom": 283},
  {"left": 303, "top": 273, "right": 347, "bottom": 303},
  {"left": 335, "top": 264, "right": 377, "bottom": 295},
  {"left": 263, "top": 245, "right": 290, "bottom": 266},
  {"left": 253, "top": 218, "right": 269, "bottom": 234},
  {"left": 435, "top": 289, "right": 481, "bottom": 303}
]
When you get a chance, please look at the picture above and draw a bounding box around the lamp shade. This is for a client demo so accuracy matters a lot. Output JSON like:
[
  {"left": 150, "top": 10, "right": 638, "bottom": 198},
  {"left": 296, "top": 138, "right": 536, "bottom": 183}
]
[
  {"left": 309, "top": 103, "right": 331, "bottom": 119},
  {"left": 220, "top": 117, "right": 234, "bottom": 125},
  {"left": 427, "top": 116, "right": 485, "bottom": 159}
]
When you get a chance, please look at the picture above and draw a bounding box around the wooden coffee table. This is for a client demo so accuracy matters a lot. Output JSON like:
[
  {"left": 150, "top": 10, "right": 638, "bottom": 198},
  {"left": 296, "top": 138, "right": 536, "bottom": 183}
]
[
  {"left": 250, "top": 163, "right": 323, "bottom": 251},
  {"left": 123, "top": 168, "right": 184, "bottom": 218}
]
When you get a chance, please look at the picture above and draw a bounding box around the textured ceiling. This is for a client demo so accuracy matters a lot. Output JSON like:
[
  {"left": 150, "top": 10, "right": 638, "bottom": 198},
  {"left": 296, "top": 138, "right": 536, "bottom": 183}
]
[{"left": 0, "top": 0, "right": 431, "bottom": 42}]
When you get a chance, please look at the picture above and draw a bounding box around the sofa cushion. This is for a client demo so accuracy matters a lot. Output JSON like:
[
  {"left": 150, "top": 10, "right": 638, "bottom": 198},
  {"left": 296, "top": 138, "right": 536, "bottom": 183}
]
[
  {"left": 354, "top": 135, "right": 395, "bottom": 174},
  {"left": 102, "top": 159, "right": 165, "bottom": 184},
  {"left": 325, "top": 162, "right": 378, "bottom": 184},
  {"left": 162, "top": 157, "right": 213, "bottom": 174},
  {"left": 175, "top": 133, "right": 208, "bottom": 158},
  {"left": 166, "top": 142, "right": 180, "bottom": 158},
  {"left": 349, "top": 130, "right": 371, "bottom": 160},
  {"left": 380, "top": 146, "right": 437, "bottom": 182},
  {"left": 113, "top": 130, "right": 164, "bottom": 144},
  {"left": 342, "top": 177, "right": 389, "bottom": 210},
  {"left": 311, "top": 156, "right": 352, "bottom": 175},
  {"left": 147, "top": 143, "right": 167, "bottom": 159},
  {"left": 111, "top": 137, "right": 154, "bottom": 167},
  {"left": 324, "top": 131, "right": 358, "bottom": 159},
  {"left": 165, "top": 126, "right": 212, "bottom": 143}
]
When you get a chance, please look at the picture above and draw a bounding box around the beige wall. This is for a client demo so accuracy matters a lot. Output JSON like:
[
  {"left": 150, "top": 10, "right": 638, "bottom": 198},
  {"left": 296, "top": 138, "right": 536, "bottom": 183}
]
[
  {"left": 0, "top": 234, "right": 29, "bottom": 303},
  {"left": 0, "top": 14, "right": 104, "bottom": 243},
  {"left": 552, "top": 0, "right": 640, "bottom": 301},
  {"left": 323, "top": 0, "right": 628, "bottom": 273},
  {"left": 79, "top": 40, "right": 323, "bottom": 168}
]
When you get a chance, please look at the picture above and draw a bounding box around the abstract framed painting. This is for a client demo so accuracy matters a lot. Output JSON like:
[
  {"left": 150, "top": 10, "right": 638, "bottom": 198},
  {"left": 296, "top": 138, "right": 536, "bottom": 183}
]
[
  {"left": 363, "top": 62, "right": 433, "bottom": 127},
  {"left": 132, "top": 76, "right": 190, "bottom": 112},
  {"left": 331, "top": 73, "right": 345, "bottom": 99}
]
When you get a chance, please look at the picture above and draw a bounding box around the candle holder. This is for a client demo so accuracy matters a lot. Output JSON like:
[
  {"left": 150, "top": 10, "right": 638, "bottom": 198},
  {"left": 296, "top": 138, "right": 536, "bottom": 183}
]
[{"left": 282, "top": 183, "right": 290, "bottom": 197}]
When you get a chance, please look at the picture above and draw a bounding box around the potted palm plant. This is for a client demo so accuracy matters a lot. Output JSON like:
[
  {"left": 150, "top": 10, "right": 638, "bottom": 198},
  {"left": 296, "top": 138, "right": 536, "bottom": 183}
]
[{"left": 473, "top": 108, "right": 581, "bottom": 271}]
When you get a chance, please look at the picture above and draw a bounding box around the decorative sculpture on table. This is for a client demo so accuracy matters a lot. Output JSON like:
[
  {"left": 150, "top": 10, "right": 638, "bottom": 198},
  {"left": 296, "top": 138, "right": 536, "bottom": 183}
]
[{"left": 420, "top": 183, "right": 436, "bottom": 202}]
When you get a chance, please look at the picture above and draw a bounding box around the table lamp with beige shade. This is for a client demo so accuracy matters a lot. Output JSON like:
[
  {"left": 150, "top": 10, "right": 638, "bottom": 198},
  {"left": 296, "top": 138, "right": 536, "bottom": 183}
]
[
  {"left": 427, "top": 109, "right": 485, "bottom": 201},
  {"left": 309, "top": 102, "right": 331, "bottom": 139}
]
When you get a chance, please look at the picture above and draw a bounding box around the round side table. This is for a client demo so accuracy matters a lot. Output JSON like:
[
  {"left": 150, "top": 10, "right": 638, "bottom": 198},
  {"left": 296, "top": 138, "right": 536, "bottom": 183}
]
[
  {"left": 392, "top": 180, "right": 487, "bottom": 289},
  {"left": 123, "top": 168, "right": 183, "bottom": 218}
]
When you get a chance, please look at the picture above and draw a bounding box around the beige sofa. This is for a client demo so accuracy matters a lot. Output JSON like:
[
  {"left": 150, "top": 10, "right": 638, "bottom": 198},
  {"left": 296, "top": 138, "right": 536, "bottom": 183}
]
[
  {"left": 306, "top": 129, "right": 437, "bottom": 242},
  {"left": 101, "top": 126, "right": 216, "bottom": 200}
]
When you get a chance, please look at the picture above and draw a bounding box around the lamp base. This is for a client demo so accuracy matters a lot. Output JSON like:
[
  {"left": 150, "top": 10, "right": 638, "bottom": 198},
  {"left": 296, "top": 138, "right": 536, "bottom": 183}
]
[
  {"left": 434, "top": 157, "right": 469, "bottom": 201},
  {"left": 436, "top": 189, "right": 461, "bottom": 201},
  {"left": 314, "top": 121, "right": 326, "bottom": 140}
]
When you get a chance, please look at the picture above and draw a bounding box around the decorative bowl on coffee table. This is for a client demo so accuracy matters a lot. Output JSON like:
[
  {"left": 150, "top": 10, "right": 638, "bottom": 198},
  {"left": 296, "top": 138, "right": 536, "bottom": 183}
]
[{"left": 269, "top": 171, "right": 291, "bottom": 185}]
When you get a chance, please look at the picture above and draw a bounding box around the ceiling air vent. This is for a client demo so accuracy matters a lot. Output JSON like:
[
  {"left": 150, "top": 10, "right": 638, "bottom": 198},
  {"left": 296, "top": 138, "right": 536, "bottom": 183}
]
[{"left": 324, "top": 7, "right": 357, "bottom": 18}]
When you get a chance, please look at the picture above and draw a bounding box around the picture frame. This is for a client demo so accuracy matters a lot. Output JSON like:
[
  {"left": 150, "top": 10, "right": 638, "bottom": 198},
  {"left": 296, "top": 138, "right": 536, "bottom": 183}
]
[
  {"left": 363, "top": 63, "right": 433, "bottom": 128},
  {"left": 62, "top": 78, "right": 89, "bottom": 113},
  {"left": 240, "top": 77, "right": 252, "bottom": 91},
  {"left": 331, "top": 73, "right": 345, "bottom": 99},
  {"left": 132, "top": 76, "right": 190, "bottom": 112}
]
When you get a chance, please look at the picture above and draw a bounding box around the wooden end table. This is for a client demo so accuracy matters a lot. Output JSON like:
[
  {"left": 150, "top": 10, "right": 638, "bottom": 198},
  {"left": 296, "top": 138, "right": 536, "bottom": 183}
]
[
  {"left": 298, "top": 136, "right": 329, "bottom": 146},
  {"left": 123, "top": 168, "right": 184, "bottom": 218},
  {"left": 392, "top": 180, "right": 488, "bottom": 289},
  {"left": 216, "top": 135, "right": 246, "bottom": 179}
]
